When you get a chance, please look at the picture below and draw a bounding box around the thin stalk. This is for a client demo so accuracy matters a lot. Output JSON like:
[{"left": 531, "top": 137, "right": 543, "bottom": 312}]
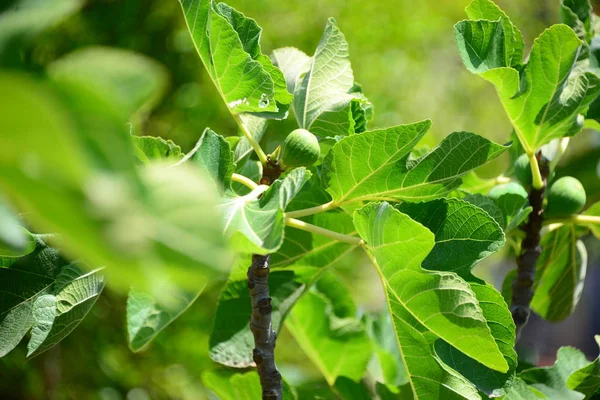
[
  {"left": 511, "top": 152, "right": 549, "bottom": 339},
  {"left": 285, "top": 201, "right": 338, "bottom": 219},
  {"left": 232, "top": 113, "right": 269, "bottom": 165},
  {"left": 232, "top": 173, "right": 258, "bottom": 190},
  {"left": 284, "top": 217, "right": 364, "bottom": 246},
  {"left": 544, "top": 214, "right": 600, "bottom": 226},
  {"left": 527, "top": 152, "right": 544, "bottom": 190}
]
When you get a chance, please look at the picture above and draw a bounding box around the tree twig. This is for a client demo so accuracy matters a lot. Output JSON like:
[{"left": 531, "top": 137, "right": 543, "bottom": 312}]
[
  {"left": 511, "top": 152, "right": 549, "bottom": 339},
  {"left": 248, "top": 254, "right": 282, "bottom": 400},
  {"left": 248, "top": 158, "right": 283, "bottom": 400}
]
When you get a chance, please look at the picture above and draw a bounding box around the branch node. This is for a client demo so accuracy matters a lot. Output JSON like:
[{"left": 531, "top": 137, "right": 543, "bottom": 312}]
[{"left": 258, "top": 298, "right": 273, "bottom": 315}]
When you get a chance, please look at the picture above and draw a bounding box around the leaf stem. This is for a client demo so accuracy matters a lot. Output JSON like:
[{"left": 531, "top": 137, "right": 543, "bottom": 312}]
[
  {"left": 284, "top": 201, "right": 338, "bottom": 218},
  {"left": 527, "top": 152, "right": 544, "bottom": 190},
  {"left": 232, "top": 113, "right": 269, "bottom": 165},
  {"left": 232, "top": 173, "right": 258, "bottom": 190},
  {"left": 544, "top": 214, "right": 600, "bottom": 226},
  {"left": 284, "top": 217, "right": 364, "bottom": 246}
]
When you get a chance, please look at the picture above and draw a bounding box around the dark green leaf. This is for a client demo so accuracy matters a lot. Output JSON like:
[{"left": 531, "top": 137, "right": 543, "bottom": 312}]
[{"left": 530, "top": 226, "right": 587, "bottom": 321}]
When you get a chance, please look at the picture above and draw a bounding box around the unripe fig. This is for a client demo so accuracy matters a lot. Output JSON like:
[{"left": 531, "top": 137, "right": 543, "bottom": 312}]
[
  {"left": 545, "top": 176, "right": 586, "bottom": 217},
  {"left": 513, "top": 153, "right": 532, "bottom": 186},
  {"left": 488, "top": 182, "right": 528, "bottom": 201},
  {"left": 280, "top": 129, "right": 320, "bottom": 168}
]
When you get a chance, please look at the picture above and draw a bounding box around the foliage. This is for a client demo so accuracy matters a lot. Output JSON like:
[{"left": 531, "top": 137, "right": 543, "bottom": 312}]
[{"left": 1, "top": 0, "right": 600, "bottom": 399}]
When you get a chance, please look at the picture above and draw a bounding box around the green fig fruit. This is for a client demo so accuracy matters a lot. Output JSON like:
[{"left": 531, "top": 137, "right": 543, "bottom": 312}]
[
  {"left": 545, "top": 176, "right": 586, "bottom": 217},
  {"left": 280, "top": 129, "right": 320, "bottom": 168},
  {"left": 488, "top": 182, "right": 528, "bottom": 202},
  {"left": 513, "top": 153, "right": 532, "bottom": 186}
]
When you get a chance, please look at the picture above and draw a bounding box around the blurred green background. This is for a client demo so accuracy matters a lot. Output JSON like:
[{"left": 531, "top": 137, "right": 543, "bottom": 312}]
[{"left": 2, "top": 0, "right": 600, "bottom": 399}]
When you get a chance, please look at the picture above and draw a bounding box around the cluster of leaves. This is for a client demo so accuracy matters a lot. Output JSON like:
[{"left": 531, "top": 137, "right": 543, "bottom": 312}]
[
  {"left": 1, "top": 0, "right": 600, "bottom": 399},
  {"left": 456, "top": 0, "right": 600, "bottom": 324}
]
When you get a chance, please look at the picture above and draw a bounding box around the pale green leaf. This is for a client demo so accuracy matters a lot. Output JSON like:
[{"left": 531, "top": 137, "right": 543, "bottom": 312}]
[
  {"left": 502, "top": 377, "right": 550, "bottom": 399},
  {"left": 0, "top": 72, "right": 232, "bottom": 295},
  {"left": 202, "top": 369, "right": 296, "bottom": 400},
  {"left": 292, "top": 18, "right": 371, "bottom": 137},
  {"left": 180, "top": 128, "right": 235, "bottom": 190},
  {"left": 286, "top": 279, "right": 372, "bottom": 385},
  {"left": 48, "top": 47, "right": 169, "bottom": 120},
  {"left": 132, "top": 136, "right": 183, "bottom": 164},
  {"left": 396, "top": 199, "right": 516, "bottom": 394},
  {"left": 459, "top": 172, "right": 499, "bottom": 195},
  {"left": 530, "top": 226, "right": 587, "bottom": 321},
  {"left": 454, "top": 19, "right": 506, "bottom": 74},
  {"left": 272, "top": 47, "right": 312, "bottom": 94},
  {"left": 354, "top": 202, "right": 507, "bottom": 399},
  {"left": 127, "top": 286, "right": 203, "bottom": 352},
  {"left": 27, "top": 263, "right": 105, "bottom": 358},
  {"left": 567, "top": 336, "right": 600, "bottom": 399},
  {"left": 365, "top": 312, "right": 407, "bottom": 389},
  {"left": 520, "top": 346, "right": 591, "bottom": 399},
  {"left": 456, "top": 14, "right": 600, "bottom": 152},
  {"left": 465, "top": 0, "right": 524, "bottom": 66},
  {"left": 178, "top": 0, "right": 291, "bottom": 117},
  {"left": 0, "top": 236, "right": 62, "bottom": 357},
  {"left": 323, "top": 120, "right": 507, "bottom": 204},
  {"left": 219, "top": 168, "right": 310, "bottom": 254}
]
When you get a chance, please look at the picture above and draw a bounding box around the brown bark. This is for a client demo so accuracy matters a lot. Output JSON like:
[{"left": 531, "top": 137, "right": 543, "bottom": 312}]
[
  {"left": 249, "top": 157, "right": 283, "bottom": 400},
  {"left": 511, "top": 152, "right": 549, "bottom": 339}
]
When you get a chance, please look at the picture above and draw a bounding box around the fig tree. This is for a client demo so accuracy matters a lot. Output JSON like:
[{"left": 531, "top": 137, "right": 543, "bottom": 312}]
[
  {"left": 545, "top": 176, "right": 586, "bottom": 217},
  {"left": 280, "top": 129, "right": 320, "bottom": 168}
]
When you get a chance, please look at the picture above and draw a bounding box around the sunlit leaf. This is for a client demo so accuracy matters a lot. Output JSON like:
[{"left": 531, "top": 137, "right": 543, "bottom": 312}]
[
  {"left": 133, "top": 136, "right": 183, "bottom": 164},
  {"left": 456, "top": 4, "right": 600, "bottom": 152},
  {"left": 202, "top": 369, "right": 296, "bottom": 399},
  {"left": 177, "top": 0, "right": 291, "bottom": 117},
  {"left": 27, "top": 263, "right": 105, "bottom": 358},
  {"left": 292, "top": 18, "right": 372, "bottom": 137},
  {"left": 219, "top": 168, "right": 310, "bottom": 254},
  {"left": 323, "top": 120, "right": 507, "bottom": 204},
  {"left": 354, "top": 202, "right": 508, "bottom": 399}
]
